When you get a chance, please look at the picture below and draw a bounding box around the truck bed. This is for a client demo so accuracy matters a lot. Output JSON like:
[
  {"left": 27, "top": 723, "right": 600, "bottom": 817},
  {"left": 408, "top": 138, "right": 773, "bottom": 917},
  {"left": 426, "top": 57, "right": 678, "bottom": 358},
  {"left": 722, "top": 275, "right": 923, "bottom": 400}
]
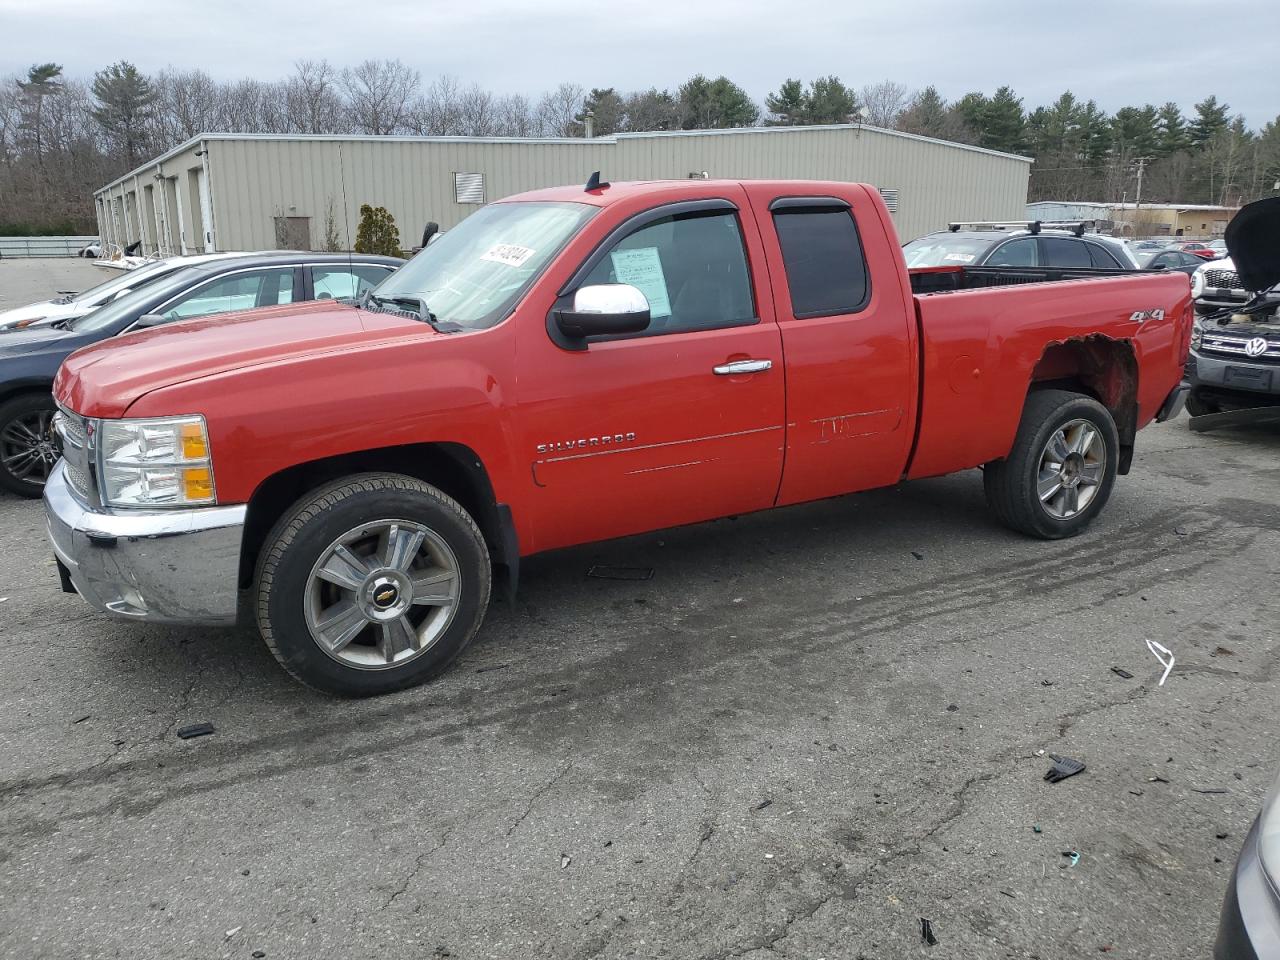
[{"left": 909, "top": 264, "right": 1138, "bottom": 295}]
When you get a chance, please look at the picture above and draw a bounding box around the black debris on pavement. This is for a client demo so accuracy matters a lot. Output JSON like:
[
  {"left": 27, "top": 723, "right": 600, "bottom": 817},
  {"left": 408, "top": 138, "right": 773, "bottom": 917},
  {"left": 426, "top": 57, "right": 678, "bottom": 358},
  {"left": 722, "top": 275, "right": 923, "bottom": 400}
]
[
  {"left": 72, "top": 715, "right": 90, "bottom": 724},
  {"left": 1044, "top": 755, "right": 1086, "bottom": 783},
  {"left": 1111, "top": 667, "right": 1134, "bottom": 679},
  {"left": 475, "top": 663, "right": 511, "bottom": 674},
  {"left": 1211, "top": 646, "right": 1235, "bottom": 657},
  {"left": 1173, "top": 525, "right": 1189, "bottom": 537},
  {"left": 911, "top": 551, "right": 924, "bottom": 561},
  {"left": 754, "top": 799, "right": 773, "bottom": 811},
  {"left": 920, "top": 917, "right": 938, "bottom": 946},
  {"left": 1193, "top": 787, "right": 1229, "bottom": 795},
  {"left": 1149, "top": 775, "right": 1171, "bottom": 783},
  {"left": 1216, "top": 832, "right": 1230, "bottom": 839},
  {"left": 176, "top": 723, "right": 216, "bottom": 740},
  {"left": 587, "top": 565, "right": 654, "bottom": 581},
  {"left": 946, "top": 704, "right": 959, "bottom": 712}
]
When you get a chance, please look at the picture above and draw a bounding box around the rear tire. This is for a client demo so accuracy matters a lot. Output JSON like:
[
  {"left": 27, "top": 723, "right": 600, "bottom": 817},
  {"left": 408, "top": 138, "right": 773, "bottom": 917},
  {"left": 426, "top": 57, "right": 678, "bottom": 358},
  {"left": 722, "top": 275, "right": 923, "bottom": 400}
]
[
  {"left": 254, "top": 473, "right": 491, "bottom": 696},
  {"left": 0, "top": 393, "right": 58, "bottom": 497},
  {"left": 983, "top": 389, "right": 1119, "bottom": 539},
  {"left": 1185, "top": 389, "right": 1219, "bottom": 417}
]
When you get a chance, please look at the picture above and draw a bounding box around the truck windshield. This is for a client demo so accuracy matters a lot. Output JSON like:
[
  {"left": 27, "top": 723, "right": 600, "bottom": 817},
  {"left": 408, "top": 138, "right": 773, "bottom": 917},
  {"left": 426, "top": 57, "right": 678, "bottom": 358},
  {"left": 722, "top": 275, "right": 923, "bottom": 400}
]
[
  {"left": 369, "top": 201, "right": 595, "bottom": 330},
  {"left": 902, "top": 235, "right": 995, "bottom": 268}
]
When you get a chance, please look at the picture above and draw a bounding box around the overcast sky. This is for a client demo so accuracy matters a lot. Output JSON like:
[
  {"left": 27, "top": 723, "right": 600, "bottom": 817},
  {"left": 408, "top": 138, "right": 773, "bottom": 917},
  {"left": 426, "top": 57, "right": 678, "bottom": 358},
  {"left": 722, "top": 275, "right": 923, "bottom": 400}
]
[{"left": 1, "top": 0, "right": 1277, "bottom": 127}]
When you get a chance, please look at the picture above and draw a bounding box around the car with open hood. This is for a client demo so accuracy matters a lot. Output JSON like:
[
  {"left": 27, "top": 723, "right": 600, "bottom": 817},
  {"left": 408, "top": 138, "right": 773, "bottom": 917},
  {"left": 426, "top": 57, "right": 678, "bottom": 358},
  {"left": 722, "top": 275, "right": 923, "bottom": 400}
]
[{"left": 1185, "top": 196, "right": 1280, "bottom": 418}]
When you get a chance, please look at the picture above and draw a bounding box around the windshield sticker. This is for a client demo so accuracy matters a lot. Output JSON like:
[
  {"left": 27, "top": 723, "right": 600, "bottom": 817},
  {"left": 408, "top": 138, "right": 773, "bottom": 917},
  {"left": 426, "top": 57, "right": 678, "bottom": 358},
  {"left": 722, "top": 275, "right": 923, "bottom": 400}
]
[
  {"left": 610, "top": 247, "right": 672, "bottom": 319},
  {"left": 480, "top": 243, "right": 536, "bottom": 267},
  {"left": 943, "top": 253, "right": 976, "bottom": 263}
]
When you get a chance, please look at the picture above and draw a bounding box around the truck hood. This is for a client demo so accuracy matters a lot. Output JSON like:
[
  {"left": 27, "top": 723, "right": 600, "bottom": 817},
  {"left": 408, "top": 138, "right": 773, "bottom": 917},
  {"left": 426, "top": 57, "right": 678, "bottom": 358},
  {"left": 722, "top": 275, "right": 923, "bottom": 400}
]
[
  {"left": 56, "top": 300, "right": 431, "bottom": 418},
  {"left": 1225, "top": 196, "right": 1280, "bottom": 292}
]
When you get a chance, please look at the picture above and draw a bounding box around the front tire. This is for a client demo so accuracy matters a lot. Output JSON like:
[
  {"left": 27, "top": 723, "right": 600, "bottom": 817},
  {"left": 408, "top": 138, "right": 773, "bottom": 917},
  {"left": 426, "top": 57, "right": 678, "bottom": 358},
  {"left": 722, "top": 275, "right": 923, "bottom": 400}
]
[
  {"left": 983, "top": 389, "right": 1119, "bottom": 539},
  {"left": 255, "top": 474, "right": 491, "bottom": 696},
  {"left": 0, "top": 393, "right": 58, "bottom": 497},
  {"left": 1185, "top": 389, "right": 1219, "bottom": 418}
]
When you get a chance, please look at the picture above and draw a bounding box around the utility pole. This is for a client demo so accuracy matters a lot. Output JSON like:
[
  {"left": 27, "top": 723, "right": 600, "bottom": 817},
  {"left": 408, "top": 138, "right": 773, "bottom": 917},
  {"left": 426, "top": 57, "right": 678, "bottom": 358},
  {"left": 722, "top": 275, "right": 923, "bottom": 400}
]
[{"left": 1132, "top": 156, "right": 1153, "bottom": 231}]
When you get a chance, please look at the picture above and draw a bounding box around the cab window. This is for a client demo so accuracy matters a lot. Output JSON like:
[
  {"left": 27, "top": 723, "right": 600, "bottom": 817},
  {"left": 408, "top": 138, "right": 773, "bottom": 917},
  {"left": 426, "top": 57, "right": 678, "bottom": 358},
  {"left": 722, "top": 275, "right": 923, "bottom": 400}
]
[
  {"left": 1039, "top": 237, "right": 1092, "bottom": 268},
  {"left": 578, "top": 209, "right": 755, "bottom": 334}
]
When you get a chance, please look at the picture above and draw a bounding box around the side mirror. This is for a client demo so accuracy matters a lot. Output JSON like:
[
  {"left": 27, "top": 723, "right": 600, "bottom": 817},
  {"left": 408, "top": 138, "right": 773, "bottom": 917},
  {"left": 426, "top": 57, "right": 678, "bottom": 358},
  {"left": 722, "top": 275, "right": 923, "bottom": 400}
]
[
  {"left": 554, "top": 284, "right": 650, "bottom": 339},
  {"left": 135, "top": 313, "right": 169, "bottom": 328}
]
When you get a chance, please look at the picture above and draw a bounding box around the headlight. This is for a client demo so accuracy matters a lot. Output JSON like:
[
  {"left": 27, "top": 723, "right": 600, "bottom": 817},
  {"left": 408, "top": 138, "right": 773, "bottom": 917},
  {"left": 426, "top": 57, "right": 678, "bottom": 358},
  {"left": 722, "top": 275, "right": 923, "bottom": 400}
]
[
  {"left": 98, "top": 415, "right": 216, "bottom": 507},
  {"left": 1191, "top": 270, "right": 1204, "bottom": 298},
  {"left": 1258, "top": 767, "right": 1280, "bottom": 887}
]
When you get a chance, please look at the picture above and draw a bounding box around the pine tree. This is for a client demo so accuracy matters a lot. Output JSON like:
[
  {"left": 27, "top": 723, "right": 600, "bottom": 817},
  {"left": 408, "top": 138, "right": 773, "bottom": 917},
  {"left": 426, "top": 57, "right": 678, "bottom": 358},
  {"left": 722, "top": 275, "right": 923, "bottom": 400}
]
[
  {"left": 804, "top": 76, "right": 857, "bottom": 125},
  {"left": 91, "top": 61, "right": 158, "bottom": 167},
  {"left": 897, "top": 86, "right": 949, "bottom": 137},
  {"left": 1156, "top": 102, "right": 1190, "bottom": 156},
  {"left": 1190, "top": 96, "right": 1229, "bottom": 149},
  {"left": 765, "top": 79, "right": 806, "bottom": 125},
  {"left": 980, "top": 87, "right": 1025, "bottom": 153}
]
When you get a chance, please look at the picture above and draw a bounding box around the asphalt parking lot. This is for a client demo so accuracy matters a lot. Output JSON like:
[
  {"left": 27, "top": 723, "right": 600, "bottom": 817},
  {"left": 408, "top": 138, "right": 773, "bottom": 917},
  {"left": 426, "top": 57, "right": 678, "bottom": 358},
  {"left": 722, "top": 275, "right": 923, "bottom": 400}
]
[{"left": 1, "top": 259, "right": 1278, "bottom": 960}]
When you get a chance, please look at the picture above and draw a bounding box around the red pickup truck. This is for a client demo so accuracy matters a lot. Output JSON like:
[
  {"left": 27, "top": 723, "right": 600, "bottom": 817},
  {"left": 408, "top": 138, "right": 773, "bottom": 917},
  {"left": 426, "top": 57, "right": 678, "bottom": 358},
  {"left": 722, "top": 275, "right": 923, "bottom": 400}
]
[{"left": 45, "top": 179, "right": 1192, "bottom": 695}]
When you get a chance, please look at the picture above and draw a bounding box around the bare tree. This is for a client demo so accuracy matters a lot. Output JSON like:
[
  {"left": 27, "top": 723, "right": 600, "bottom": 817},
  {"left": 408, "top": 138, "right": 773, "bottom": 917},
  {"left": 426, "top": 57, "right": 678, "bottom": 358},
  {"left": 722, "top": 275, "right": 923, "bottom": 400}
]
[
  {"left": 407, "top": 74, "right": 459, "bottom": 135},
  {"left": 536, "top": 82, "right": 584, "bottom": 137},
  {"left": 341, "top": 59, "right": 419, "bottom": 135},
  {"left": 285, "top": 59, "right": 345, "bottom": 134},
  {"left": 153, "top": 69, "right": 220, "bottom": 143},
  {"left": 859, "top": 80, "right": 910, "bottom": 128},
  {"left": 492, "top": 93, "right": 537, "bottom": 137},
  {"left": 457, "top": 83, "right": 495, "bottom": 136}
]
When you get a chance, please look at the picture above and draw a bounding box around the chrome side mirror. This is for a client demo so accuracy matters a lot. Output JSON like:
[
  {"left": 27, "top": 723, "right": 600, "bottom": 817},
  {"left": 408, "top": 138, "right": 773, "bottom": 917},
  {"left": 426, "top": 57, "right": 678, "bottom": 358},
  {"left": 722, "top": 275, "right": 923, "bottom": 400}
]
[{"left": 554, "top": 283, "right": 651, "bottom": 339}]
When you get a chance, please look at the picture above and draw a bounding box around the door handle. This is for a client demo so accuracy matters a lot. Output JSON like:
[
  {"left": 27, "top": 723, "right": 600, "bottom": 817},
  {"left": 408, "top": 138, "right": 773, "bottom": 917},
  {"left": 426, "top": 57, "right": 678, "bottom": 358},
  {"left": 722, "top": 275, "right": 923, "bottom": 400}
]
[{"left": 713, "top": 359, "right": 773, "bottom": 376}]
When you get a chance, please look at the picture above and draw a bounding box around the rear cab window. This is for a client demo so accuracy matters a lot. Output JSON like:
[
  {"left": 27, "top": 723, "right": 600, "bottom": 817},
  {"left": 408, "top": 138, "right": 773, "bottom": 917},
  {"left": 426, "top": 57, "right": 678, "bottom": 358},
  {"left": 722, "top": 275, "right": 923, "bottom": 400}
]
[{"left": 770, "top": 200, "right": 869, "bottom": 317}]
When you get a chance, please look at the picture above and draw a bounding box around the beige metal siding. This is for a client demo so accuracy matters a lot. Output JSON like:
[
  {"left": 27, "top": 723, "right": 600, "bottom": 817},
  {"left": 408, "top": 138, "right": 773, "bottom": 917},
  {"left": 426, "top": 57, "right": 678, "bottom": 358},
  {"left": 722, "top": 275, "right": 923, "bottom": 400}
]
[{"left": 101, "top": 129, "right": 1029, "bottom": 254}]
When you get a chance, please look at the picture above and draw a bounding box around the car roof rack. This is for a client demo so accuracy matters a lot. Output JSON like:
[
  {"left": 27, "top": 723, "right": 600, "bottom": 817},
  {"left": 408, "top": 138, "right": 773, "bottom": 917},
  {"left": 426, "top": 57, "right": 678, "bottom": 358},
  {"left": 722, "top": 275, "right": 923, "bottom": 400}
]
[{"left": 947, "top": 219, "right": 1100, "bottom": 237}]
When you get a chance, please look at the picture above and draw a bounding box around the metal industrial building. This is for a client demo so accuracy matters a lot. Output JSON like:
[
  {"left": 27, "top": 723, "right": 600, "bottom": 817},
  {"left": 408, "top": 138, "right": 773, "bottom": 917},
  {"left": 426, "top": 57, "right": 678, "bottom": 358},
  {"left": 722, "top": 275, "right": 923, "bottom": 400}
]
[{"left": 93, "top": 125, "right": 1032, "bottom": 257}]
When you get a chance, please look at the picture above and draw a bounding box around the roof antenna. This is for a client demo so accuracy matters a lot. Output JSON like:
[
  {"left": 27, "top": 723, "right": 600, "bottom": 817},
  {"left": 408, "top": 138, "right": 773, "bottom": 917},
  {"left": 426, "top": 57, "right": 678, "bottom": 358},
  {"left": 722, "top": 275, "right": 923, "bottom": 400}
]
[{"left": 585, "top": 171, "right": 609, "bottom": 193}]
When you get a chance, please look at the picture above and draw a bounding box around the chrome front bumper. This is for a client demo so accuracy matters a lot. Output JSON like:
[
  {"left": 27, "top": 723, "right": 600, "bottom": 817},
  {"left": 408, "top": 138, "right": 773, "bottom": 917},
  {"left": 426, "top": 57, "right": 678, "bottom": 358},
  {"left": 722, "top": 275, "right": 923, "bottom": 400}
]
[{"left": 43, "top": 460, "right": 247, "bottom": 625}]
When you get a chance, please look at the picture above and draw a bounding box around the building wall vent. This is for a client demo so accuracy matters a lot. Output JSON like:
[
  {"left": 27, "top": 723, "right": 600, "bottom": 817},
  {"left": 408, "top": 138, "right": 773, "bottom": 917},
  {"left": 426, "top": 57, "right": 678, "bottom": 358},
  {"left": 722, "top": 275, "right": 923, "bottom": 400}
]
[
  {"left": 878, "top": 188, "right": 900, "bottom": 213},
  {"left": 454, "top": 172, "right": 485, "bottom": 204}
]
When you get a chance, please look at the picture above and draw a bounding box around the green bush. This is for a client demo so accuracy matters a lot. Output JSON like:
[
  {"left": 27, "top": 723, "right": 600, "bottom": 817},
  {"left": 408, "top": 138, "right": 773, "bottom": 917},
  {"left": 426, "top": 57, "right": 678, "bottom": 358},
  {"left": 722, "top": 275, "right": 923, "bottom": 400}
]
[
  {"left": 353, "top": 204, "right": 401, "bottom": 257},
  {"left": 0, "top": 220, "right": 90, "bottom": 237}
]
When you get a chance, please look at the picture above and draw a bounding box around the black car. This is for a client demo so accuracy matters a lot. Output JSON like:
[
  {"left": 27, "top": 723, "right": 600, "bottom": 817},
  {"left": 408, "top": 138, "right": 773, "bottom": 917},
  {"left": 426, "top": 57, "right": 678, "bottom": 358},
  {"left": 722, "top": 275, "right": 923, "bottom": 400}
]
[
  {"left": 0, "top": 252, "right": 401, "bottom": 496},
  {"left": 902, "top": 226, "right": 1139, "bottom": 271},
  {"left": 1133, "top": 247, "right": 1213, "bottom": 276}
]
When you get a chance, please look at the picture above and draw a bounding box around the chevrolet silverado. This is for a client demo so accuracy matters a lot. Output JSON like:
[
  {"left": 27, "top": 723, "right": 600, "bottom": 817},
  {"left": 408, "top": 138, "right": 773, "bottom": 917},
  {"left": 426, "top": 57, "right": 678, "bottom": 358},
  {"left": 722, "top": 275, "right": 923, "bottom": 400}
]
[{"left": 44, "top": 178, "right": 1192, "bottom": 695}]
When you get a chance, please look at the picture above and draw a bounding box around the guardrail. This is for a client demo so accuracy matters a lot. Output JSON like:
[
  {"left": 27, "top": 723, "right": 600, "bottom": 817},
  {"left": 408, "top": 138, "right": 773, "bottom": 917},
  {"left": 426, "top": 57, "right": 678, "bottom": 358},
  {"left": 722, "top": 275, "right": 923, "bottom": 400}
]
[{"left": 0, "top": 236, "right": 97, "bottom": 258}]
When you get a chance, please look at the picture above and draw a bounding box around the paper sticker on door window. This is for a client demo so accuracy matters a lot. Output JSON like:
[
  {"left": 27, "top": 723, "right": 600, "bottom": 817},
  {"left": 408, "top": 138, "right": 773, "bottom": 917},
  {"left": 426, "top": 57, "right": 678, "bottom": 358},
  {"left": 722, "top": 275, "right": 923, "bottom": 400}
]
[
  {"left": 943, "top": 253, "right": 976, "bottom": 263},
  {"left": 610, "top": 247, "right": 671, "bottom": 319},
  {"left": 480, "top": 243, "right": 536, "bottom": 267}
]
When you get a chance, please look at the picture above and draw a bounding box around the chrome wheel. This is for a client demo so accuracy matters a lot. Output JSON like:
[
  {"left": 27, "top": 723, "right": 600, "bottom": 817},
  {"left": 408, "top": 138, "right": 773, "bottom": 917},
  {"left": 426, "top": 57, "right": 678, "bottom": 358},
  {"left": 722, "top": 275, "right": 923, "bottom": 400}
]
[
  {"left": 304, "top": 519, "right": 461, "bottom": 670},
  {"left": 1, "top": 408, "right": 57, "bottom": 486},
  {"left": 1037, "top": 418, "right": 1105, "bottom": 520}
]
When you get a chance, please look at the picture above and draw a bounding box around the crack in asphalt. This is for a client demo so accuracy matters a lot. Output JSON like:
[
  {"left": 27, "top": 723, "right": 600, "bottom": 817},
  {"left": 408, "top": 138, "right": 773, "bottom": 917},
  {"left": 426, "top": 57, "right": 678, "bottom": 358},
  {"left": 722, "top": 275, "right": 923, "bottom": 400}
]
[
  {"left": 504, "top": 759, "right": 575, "bottom": 838},
  {"left": 383, "top": 826, "right": 454, "bottom": 912}
]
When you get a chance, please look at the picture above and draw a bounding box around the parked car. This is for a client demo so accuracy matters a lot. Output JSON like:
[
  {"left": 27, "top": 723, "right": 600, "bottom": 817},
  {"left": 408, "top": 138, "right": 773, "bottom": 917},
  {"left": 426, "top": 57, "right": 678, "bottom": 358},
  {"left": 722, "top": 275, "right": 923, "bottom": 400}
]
[
  {"left": 1173, "top": 240, "right": 1218, "bottom": 260},
  {"left": 1133, "top": 248, "right": 1213, "bottom": 277},
  {"left": 44, "top": 178, "right": 1191, "bottom": 695},
  {"left": 1186, "top": 197, "right": 1280, "bottom": 416},
  {"left": 0, "top": 252, "right": 400, "bottom": 496},
  {"left": 1208, "top": 239, "right": 1228, "bottom": 256},
  {"left": 77, "top": 240, "right": 102, "bottom": 259},
  {"left": 1214, "top": 763, "right": 1280, "bottom": 959},
  {"left": 0, "top": 252, "right": 248, "bottom": 331},
  {"left": 903, "top": 225, "right": 1139, "bottom": 270}
]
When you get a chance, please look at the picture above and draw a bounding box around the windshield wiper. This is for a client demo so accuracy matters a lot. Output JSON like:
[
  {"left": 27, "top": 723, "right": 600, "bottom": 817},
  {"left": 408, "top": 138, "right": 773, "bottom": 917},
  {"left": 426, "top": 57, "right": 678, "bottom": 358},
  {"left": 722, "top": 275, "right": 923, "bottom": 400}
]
[
  {"left": 49, "top": 317, "right": 74, "bottom": 330},
  {"left": 362, "top": 292, "right": 462, "bottom": 332}
]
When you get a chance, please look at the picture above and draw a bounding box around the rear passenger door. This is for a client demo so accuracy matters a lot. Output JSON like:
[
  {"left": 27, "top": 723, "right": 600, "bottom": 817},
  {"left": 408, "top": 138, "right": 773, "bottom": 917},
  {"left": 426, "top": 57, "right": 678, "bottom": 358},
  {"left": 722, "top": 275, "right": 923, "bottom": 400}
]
[
  {"left": 1038, "top": 237, "right": 1092, "bottom": 269},
  {"left": 744, "top": 186, "right": 918, "bottom": 504}
]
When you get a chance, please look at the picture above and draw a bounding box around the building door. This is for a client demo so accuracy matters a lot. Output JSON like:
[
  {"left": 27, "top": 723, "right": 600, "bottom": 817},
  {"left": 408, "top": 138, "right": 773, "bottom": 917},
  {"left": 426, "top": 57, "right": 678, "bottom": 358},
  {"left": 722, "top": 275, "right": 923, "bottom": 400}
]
[{"left": 197, "top": 167, "right": 215, "bottom": 252}]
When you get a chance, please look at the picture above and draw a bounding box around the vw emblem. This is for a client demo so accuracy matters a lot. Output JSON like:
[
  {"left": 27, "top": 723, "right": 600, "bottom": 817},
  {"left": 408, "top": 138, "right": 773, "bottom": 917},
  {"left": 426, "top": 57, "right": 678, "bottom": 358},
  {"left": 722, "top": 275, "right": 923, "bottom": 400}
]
[{"left": 1245, "top": 337, "right": 1269, "bottom": 358}]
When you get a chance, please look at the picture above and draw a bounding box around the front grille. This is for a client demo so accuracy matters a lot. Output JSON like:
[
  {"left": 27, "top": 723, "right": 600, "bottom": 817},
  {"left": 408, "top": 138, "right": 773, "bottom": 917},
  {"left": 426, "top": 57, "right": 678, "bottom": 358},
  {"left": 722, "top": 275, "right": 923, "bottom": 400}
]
[
  {"left": 53, "top": 405, "right": 97, "bottom": 502},
  {"left": 1200, "top": 332, "right": 1280, "bottom": 364},
  {"left": 1203, "top": 269, "right": 1244, "bottom": 291}
]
